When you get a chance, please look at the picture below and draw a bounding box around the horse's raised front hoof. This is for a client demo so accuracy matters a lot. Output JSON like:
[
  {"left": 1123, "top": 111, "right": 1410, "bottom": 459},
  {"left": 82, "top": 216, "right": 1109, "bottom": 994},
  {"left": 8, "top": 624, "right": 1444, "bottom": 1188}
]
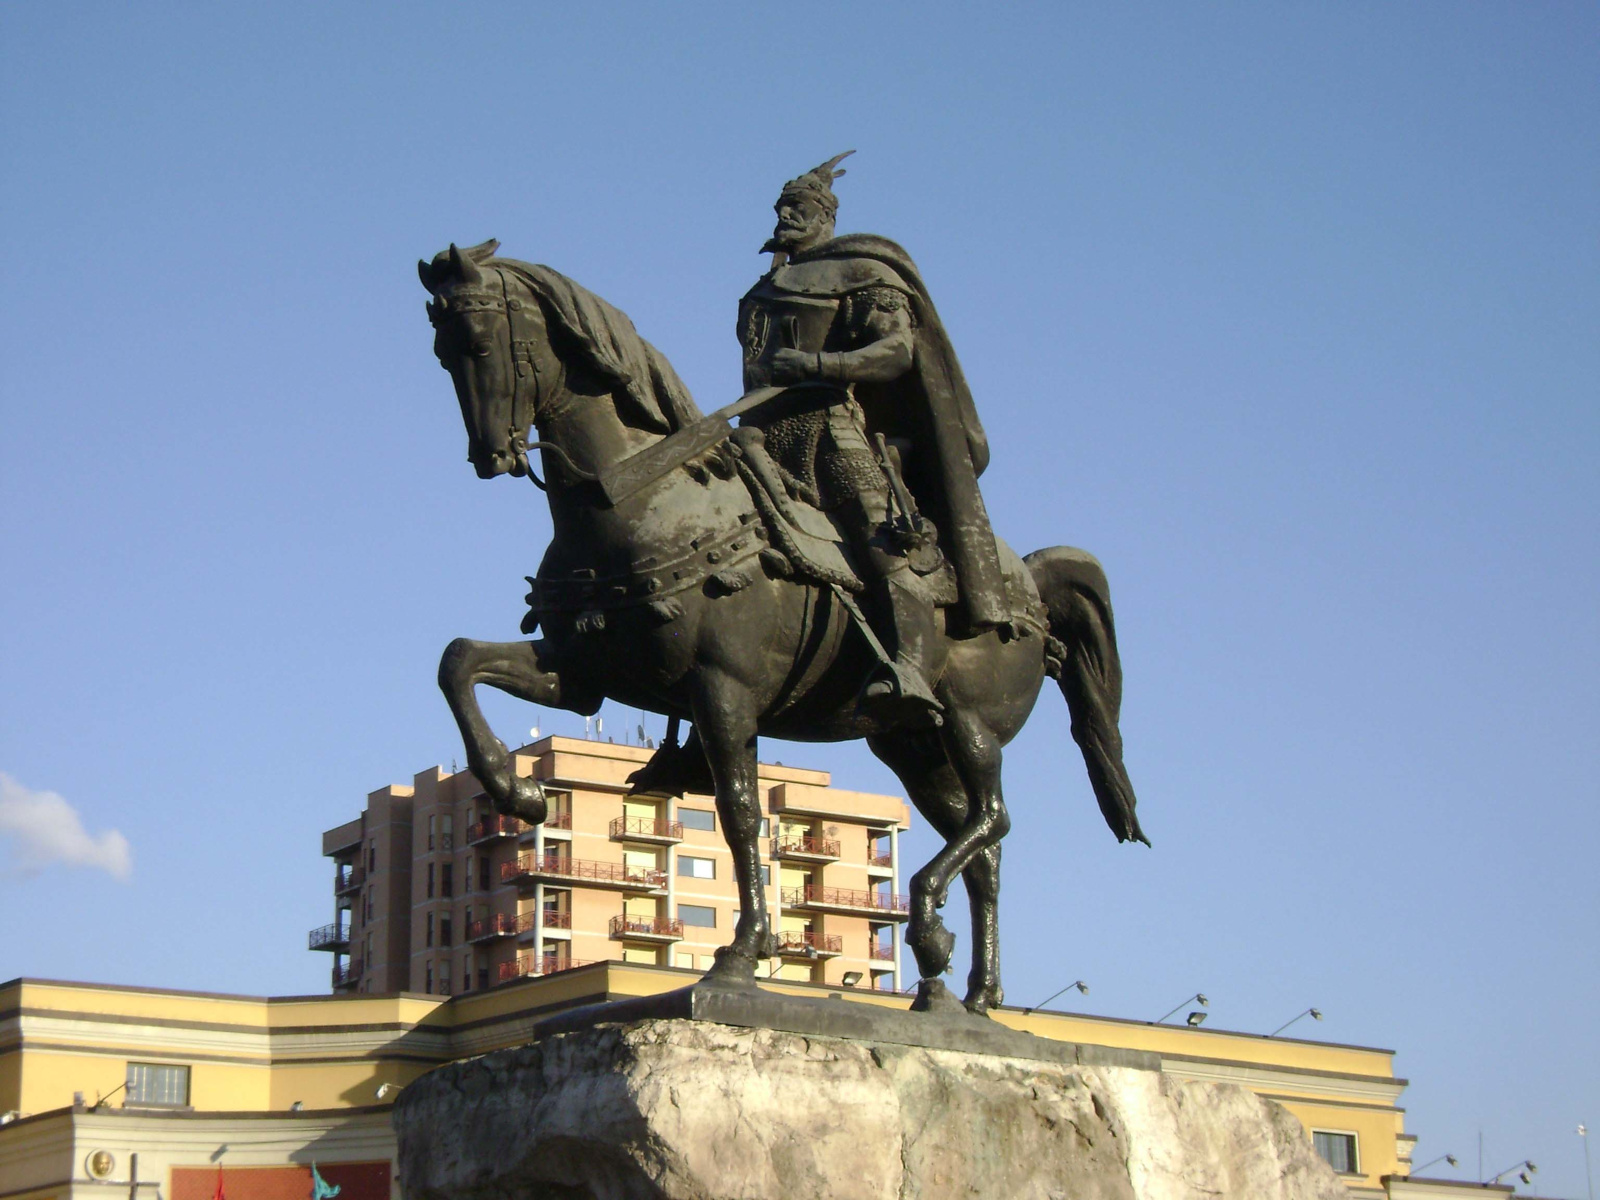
[
  {"left": 908, "top": 917, "right": 957, "bottom": 979},
  {"left": 703, "top": 944, "right": 759, "bottom": 988},
  {"left": 495, "top": 775, "right": 547, "bottom": 825},
  {"left": 909, "top": 977, "right": 966, "bottom": 1015}
]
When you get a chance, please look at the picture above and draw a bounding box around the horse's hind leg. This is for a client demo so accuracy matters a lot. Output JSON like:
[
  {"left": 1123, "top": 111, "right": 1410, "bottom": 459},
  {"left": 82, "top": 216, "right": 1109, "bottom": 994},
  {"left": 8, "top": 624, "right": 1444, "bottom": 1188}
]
[
  {"left": 438, "top": 637, "right": 587, "bottom": 823},
  {"left": 868, "top": 729, "right": 1004, "bottom": 1015}
]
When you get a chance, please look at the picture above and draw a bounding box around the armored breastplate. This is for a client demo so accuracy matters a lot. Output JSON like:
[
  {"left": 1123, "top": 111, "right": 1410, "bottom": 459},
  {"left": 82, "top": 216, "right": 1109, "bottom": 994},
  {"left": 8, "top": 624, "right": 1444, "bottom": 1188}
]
[{"left": 740, "top": 280, "right": 842, "bottom": 391}]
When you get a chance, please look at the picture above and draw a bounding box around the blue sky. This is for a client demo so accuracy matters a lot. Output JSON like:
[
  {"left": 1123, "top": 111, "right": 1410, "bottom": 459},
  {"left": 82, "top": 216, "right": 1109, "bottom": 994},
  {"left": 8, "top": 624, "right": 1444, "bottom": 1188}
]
[{"left": 2, "top": 4, "right": 1595, "bottom": 1192}]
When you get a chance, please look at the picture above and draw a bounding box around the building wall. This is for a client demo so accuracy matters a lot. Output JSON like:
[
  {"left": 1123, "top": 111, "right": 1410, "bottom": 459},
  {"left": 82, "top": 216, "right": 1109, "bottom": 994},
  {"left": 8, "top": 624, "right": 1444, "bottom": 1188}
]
[
  {"left": 2, "top": 968, "right": 1412, "bottom": 1195},
  {"left": 317, "top": 737, "right": 912, "bottom": 999}
]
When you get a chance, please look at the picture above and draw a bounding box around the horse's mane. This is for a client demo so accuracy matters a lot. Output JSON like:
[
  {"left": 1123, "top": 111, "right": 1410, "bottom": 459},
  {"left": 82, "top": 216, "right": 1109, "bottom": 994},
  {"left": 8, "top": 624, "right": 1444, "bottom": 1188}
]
[{"left": 492, "top": 257, "right": 703, "bottom": 434}]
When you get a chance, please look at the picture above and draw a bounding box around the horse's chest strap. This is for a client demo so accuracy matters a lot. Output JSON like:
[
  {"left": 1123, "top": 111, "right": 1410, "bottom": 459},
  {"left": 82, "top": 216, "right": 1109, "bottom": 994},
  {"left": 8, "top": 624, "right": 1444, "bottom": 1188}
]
[{"left": 527, "top": 514, "right": 768, "bottom": 616}]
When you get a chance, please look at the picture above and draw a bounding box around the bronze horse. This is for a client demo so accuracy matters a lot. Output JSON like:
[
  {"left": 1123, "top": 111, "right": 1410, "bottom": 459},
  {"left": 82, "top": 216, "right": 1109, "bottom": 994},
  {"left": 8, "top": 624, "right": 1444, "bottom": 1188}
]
[{"left": 420, "top": 240, "right": 1146, "bottom": 1014}]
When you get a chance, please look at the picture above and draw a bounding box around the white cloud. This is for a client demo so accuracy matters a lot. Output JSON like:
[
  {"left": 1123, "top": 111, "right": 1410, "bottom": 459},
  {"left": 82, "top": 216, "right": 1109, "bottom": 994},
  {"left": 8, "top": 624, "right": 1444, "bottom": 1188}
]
[{"left": 0, "top": 773, "right": 132, "bottom": 882}]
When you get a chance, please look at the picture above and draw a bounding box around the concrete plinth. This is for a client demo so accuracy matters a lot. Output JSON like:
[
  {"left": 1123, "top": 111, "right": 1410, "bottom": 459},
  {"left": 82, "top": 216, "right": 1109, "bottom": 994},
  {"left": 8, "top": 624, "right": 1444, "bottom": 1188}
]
[{"left": 394, "top": 987, "right": 1347, "bottom": 1200}]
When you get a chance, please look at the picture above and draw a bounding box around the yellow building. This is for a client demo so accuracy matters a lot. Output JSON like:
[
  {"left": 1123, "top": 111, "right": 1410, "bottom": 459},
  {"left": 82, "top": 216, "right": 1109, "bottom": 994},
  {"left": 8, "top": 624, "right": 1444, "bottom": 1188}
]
[
  {"left": 314, "top": 736, "right": 912, "bottom": 997},
  {"left": 0, "top": 967, "right": 1501, "bottom": 1200}
]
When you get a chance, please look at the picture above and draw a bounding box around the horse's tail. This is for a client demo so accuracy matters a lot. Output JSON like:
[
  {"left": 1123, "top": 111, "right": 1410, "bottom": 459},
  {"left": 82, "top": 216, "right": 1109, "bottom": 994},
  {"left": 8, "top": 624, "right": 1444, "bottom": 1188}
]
[{"left": 1025, "top": 547, "right": 1150, "bottom": 846}]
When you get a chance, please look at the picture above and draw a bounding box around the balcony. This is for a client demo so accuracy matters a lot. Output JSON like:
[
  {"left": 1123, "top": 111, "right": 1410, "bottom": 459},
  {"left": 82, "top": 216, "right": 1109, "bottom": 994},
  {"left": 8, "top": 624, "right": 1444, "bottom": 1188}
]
[
  {"left": 609, "top": 815, "right": 683, "bottom": 845},
  {"left": 466, "top": 814, "right": 525, "bottom": 845},
  {"left": 332, "top": 958, "right": 362, "bottom": 988},
  {"left": 545, "top": 811, "right": 573, "bottom": 830},
  {"left": 308, "top": 922, "right": 350, "bottom": 951},
  {"left": 542, "top": 909, "right": 573, "bottom": 930},
  {"left": 467, "top": 912, "right": 520, "bottom": 942},
  {"left": 772, "top": 834, "right": 841, "bottom": 863},
  {"left": 497, "top": 955, "right": 597, "bottom": 984},
  {"left": 869, "top": 941, "right": 895, "bottom": 962},
  {"left": 609, "top": 914, "right": 684, "bottom": 943},
  {"left": 780, "top": 885, "right": 910, "bottom": 920},
  {"left": 868, "top": 851, "right": 894, "bottom": 869},
  {"left": 774, "top": 930, "right": 843, "bottom": 959},
  {"left": 334, "top": 865, "right": 365, "bottom": 894},
  {"left": 503, "top": 852, "right": 667, "bottom": 893}
]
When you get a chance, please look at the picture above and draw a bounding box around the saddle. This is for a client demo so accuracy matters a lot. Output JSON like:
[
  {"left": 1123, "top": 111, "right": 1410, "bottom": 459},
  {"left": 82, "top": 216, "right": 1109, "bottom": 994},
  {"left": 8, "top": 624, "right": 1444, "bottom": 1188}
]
[{"left": 726, "top": 428, "right": 959, "bottom": 610}]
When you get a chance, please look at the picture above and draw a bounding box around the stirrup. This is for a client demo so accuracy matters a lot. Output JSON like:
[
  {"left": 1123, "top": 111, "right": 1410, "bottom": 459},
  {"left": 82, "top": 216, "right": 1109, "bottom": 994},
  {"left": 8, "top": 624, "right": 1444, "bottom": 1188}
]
[{"left": 858, "top": 664, "right": 944, "bottom": 727}]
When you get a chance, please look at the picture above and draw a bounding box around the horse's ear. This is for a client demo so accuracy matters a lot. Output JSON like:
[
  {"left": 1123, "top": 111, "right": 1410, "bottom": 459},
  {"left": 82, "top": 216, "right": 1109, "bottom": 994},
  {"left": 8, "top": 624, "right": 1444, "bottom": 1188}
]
[
  {"left": 465, "top": 238, "right": 500, "bottom": 263},
  {"left": 418, "top": 258, "right": 437, "bottom": 293},
  {"left": 449, "top": 243, "right": 485, "bottom": 285}
]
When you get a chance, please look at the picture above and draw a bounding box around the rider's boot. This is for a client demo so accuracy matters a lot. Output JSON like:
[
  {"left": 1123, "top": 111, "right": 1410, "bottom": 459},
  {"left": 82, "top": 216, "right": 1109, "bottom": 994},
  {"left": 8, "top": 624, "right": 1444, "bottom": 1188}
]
[{"left": 858, "top": 574, "right": 943, "bottom": 726}]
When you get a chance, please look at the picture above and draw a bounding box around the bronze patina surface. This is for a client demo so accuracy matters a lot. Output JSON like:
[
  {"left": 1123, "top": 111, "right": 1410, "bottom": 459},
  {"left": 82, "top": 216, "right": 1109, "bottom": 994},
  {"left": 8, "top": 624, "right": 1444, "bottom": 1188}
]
[{"left": 419, "top": 157, "right": 1147, "bottom": 1015}]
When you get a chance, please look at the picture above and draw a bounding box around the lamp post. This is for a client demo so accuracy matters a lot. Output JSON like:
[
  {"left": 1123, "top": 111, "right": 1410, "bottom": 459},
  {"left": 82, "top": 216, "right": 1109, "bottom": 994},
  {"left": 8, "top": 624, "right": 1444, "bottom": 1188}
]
[
  {"left": 1024, "top": 980, "right": 1089, "bottom": 1015},
  {"left": 1268, "top": 1007, "right": 1323, "bottom": 1037},
  {"left": 1412, "top": 1154, "right": 1458, "bottom": 1175},
  {"left": 1579, "top": 1124, "right": 1593, "bottom": 1200},
  {"left": 1486, "top": 1159, "right": 1537, "bottom": 1187},
  {"left": 1153, "top": 992, "right": 1208, "bottom": 1024}
]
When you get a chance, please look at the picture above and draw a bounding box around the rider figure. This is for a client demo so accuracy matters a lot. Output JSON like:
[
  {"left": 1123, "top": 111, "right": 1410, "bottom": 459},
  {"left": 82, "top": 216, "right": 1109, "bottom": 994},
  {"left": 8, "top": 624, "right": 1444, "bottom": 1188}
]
[{"left": 738, "top": 153, "right": 1012, "bottom": 724}]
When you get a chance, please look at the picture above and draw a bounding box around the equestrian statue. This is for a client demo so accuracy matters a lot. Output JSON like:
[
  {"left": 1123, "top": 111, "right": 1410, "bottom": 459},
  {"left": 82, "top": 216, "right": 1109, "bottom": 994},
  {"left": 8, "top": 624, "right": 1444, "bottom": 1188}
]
[{"left": 420, "top": 154, "right": 1147, "bottom": 1015}]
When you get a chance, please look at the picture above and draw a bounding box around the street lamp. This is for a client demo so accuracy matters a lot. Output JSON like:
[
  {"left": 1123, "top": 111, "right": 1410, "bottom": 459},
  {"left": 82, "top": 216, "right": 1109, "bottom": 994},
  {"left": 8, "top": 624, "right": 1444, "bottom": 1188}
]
[
  {"left": 1154, "top": 993, "right": 1208, "bottom": 1024},
  {"left": 1268, "top": 1007, "right": 1324, "bottom": 1037},
  {"left": 1579, "top": 1124, "right": 1593, "bottom": 1200},
  {"left": 1486, "top": 1159, "right": 1537, "bottom": 1187},
  {"left": 1024, "top": 980, "right": 1089, "bottom": 1015},
  {"left": 1412, "top": 1154, "right": 1458, "bottom": 1175}
]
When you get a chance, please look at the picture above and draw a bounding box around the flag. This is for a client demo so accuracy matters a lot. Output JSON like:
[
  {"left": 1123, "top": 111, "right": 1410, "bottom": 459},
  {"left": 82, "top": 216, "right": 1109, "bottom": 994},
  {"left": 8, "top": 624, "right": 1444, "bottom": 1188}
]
[
  {"left": 310, "top": 1164, "right": 341, "bottom": 1200},
  {"left": 213, "top": 1167, "right": 225, "bottom": 1200}
]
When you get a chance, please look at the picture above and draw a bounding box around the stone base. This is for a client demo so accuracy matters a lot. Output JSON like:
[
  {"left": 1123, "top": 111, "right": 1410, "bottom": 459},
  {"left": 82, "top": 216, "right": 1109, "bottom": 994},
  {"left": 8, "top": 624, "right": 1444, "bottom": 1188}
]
[{"left": 395, "top": 1007, "right": 1347, "bottom": 1200}]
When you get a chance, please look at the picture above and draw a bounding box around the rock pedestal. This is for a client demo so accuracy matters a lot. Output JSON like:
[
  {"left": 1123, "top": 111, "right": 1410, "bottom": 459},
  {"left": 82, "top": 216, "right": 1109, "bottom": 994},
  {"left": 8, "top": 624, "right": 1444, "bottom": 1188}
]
[{"left": 394, "top": 994, "right": 1348, "bottom": 1200}]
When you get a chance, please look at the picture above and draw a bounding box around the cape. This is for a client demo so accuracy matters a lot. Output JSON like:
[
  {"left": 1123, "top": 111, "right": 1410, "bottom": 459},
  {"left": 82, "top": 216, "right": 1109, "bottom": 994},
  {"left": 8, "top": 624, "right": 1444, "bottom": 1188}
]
[{"left": 767, "top": 235, "right": 1009, "bottom": 627}]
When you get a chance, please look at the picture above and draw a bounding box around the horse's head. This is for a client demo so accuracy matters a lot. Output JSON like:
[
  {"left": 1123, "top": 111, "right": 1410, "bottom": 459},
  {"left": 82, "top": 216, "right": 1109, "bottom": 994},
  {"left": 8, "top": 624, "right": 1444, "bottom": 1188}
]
[{"left": 419, "top": 239, "right": 546, "bottom": 479}]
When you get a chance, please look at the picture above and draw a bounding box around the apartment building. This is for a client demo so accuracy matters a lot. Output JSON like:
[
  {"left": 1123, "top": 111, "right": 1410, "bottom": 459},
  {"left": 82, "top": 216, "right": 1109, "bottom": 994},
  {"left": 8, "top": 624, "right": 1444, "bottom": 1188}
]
[
  {"left": 1, "top": 969, "right": 1488, "bottom": 1200},
  {"left": 311, "top": 736, "right": 912, "bottom": 996}
]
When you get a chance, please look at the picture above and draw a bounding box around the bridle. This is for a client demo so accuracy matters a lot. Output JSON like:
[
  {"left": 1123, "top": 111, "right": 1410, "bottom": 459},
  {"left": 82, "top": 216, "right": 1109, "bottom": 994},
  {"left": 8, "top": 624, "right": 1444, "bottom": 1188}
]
[{"left": 428, "top": 269, "right": 597, "bottom": 490}]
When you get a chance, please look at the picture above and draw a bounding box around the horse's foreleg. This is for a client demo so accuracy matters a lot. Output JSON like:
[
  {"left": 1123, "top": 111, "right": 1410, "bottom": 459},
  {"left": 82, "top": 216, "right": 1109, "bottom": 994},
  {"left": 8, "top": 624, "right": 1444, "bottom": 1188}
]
[
  {"left": 961, "top": 844, "right": 1003, "bottom": 1015},
  {"left": 437, "top": 637, "right": 573, "bottom": 823},
  {"left": 691, "top": 671, "right": 768, "bottom": 986}
]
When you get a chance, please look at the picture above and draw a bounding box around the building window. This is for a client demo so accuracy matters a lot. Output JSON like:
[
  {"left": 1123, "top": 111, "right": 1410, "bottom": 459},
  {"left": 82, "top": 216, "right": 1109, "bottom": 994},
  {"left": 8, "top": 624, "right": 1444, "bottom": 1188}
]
[
  {"left": 440, "top": 916, "right": 453, "bottom": 947},
  {"left": 425, "top": 963, "right": 433, "bottom": 993},
  {"left": 426, "top": 863, "right": 435, "bottom": 898},
  {"left": 441, "top": 863, "right": 454, "bottom": 898},
  {"left": 678, "top": 807, "right": 716, "bottom": 832},
  {"left": 368, "top": 843, "right": 377, "bottom": 872},
  {"left": 126, "top": 1062, "right": 189, "bottom": 1107},
  {"left": 428, "top": 814, "right": 436, "bottom": 851},
  {"left": 462, "top": 955, "right": 471, "bottom": 991},
  {"left": 678, "top": 855, "right": 715, "bottom": 880},
  {"left": 758, "top": 818, "right": 769, "bottom": 837},
  {"left": 479, "top": 855, "right": 491, "bottom": 891},
  {"left": 441, "top": 814, "right": 454, "bottom": 851},
  {"left": 478, "top": 966, "right": 489, "bottom": 991},
  {"left": 1312, "top": 1131, "right": 1359, "bottom": 1175},
  {"left": 760, "top": 864, "right": 771, "bottom": 886},
  {"left": 426, "top": 912, "right": 435, "bottom": 947},
  {"left": 439, "top": 961, "right": 451, "bottom": 995},
  {"left": 679, "top": 903, "right": 716, "bottom": 928}
]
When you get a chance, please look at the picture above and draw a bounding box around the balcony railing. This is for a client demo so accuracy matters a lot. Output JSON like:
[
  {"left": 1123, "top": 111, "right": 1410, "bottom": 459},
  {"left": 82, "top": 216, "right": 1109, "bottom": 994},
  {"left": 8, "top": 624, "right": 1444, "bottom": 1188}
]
[
  {"left": 545, "top": 811, "right": 573, "bottom": 830},
  {"left": 772, "top": 835, "right": 841, "bottom": 861},
  {"left": 774, "top": 930, "right": 843, "bottom": 957},
  {"left": 334, "top": 866, "right": 365, "bottom": 893},
  {"left": 868, "top": 851, "right": 894, "bottom": 868},
  {"left": 609, "top": 815, "right": 684, "bottom": 844},
  {"left": 608, "top": 914, "right": 684, "bottom": 941},
  {"left": 308, "top": 922, "right": 351, "bottom": 951},
  {"left": 467, "top": 913, "right": 519, "bottom": 942},
  {"left": 331, "top": 958, "right": 361, "bottom": 987},
  {"left": 780, "top": 885, "right": 910, "bottom": 916},
  {"left": 466, "top": 814, "right": 525, "bottom": 845},
  {"left": 869, "top": 941, "right": 895, "bottom": 961},
  {"left": 542, "top": 909, "right": 572, "bottom": 930},
  {"left": 503, "top": 853, "right": 667, "bottom": 891},
  {"left": 497, "top": 955, "right": 597, "bottom": 983}
]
